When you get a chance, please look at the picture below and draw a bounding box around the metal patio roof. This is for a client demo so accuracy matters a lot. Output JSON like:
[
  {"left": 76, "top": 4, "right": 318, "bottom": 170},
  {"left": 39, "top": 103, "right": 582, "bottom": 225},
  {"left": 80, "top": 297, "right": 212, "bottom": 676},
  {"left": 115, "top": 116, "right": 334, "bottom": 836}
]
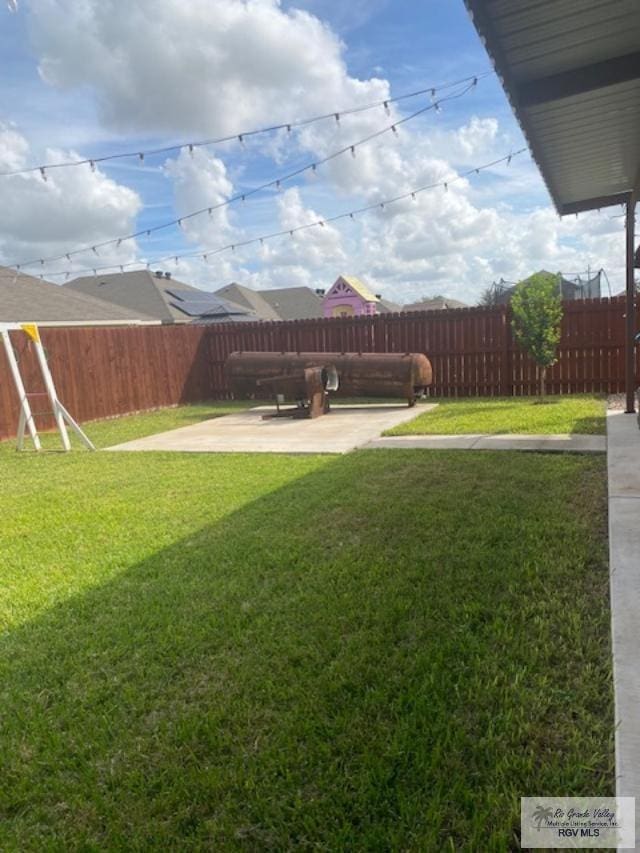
[{"left": 465, "top": 0, "right": 640, "bottom": 214}]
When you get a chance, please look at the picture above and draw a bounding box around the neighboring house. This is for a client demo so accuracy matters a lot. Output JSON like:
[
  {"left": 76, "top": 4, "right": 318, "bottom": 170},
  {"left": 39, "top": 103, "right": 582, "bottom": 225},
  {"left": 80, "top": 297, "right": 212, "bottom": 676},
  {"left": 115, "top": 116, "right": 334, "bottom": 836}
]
[
  {"left": 214, "top": 282, "right": 323, "bottom": 321},
  {"left": 403, "top": 297, "right": 468, "bottom": 312},
  {"left": 0, "top": 267, "right": 156, "bottom": 325},
  {"left": 213, "top": 283, "right": 281, "bottom": 321},
  {"left": 64, "top": 269, "right": 217, "bottom": 323},
  {"left": 378, "top": 298, "right": 403, "bottom": 314},
  {"left": 323, "top": 275, "right": 381, "bottom": 318},
  {"left": 260, "top": 287, "right": 323, "bottom": 320}
]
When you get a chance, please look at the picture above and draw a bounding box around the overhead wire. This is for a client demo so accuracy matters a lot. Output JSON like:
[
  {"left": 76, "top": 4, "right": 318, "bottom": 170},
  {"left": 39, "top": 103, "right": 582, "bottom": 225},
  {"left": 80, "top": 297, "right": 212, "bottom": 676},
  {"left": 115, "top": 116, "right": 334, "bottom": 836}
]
[{"left": 6, "top": 79, "right": 483, "bottom": 271}]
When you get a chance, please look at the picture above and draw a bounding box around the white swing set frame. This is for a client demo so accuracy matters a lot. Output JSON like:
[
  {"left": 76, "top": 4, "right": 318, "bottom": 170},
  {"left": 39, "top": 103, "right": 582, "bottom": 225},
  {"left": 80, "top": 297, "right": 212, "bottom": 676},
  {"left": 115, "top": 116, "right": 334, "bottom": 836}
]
[{"left": 1, "top": 323, "right": 95, "bottom": 451}]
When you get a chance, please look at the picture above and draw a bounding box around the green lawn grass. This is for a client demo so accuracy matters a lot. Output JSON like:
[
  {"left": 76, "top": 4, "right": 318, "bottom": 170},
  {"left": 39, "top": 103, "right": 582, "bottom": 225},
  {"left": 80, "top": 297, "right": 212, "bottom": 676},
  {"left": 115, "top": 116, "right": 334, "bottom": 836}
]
[
  {"left": 0, "top": 405, "right": 612, "bottom": 850},
  {"left": 385, "top": 394, "right": 606, "bottom": 436}
]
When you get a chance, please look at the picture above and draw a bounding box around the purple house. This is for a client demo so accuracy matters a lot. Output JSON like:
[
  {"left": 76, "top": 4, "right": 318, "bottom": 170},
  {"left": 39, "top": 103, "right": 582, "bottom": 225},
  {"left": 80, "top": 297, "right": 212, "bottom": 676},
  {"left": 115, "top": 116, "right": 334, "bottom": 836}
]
[{"left": 323, "top": 275, "right": 380, "bottom": 319}]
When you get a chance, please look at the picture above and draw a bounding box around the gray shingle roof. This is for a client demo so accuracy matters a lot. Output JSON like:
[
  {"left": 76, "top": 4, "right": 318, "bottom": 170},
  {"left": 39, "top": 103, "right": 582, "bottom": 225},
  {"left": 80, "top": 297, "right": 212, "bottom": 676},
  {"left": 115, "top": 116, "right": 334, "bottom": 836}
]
[
  {"left": 403, "top": 297, "right": 468, "bottom": 312},
  {"left": 0, "top": 267, "right": 156, "bottom": 324},
  {"left": 259, "top": 287, "right": 323, "bottom": 320},
  {"left": 213, "top": 283, "right": 281, "bottom": 321},
  {"left": 377, "top": 298, "right": 402, "bottom": 314},
  {"left": 65, "top": 270, "right": 203, "bottom": 322}
]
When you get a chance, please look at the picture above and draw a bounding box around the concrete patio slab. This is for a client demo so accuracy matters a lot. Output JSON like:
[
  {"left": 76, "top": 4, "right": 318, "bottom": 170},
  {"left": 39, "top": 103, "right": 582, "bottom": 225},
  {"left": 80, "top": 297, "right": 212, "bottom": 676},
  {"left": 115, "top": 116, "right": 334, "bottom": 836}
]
[
  {"left": 365, "top": 433, "right": 606, "bottom": 453},
  {"left": 106, "top": 403, "right": 435, "bottom": 455},
  {"left": 607, "top": 410, "right": 640, "bottom": 846}
]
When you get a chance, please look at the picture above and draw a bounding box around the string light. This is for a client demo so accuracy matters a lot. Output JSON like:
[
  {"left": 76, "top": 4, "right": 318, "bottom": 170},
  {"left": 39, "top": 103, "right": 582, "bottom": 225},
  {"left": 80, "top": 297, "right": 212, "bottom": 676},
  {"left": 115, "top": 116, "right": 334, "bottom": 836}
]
[
  {"left": 7, "top": 82, "right": 480, "bottom": 272},
  {"left": 11, "top": 148, "right": 525, "bottom": 281},
  {"left": 0, "top": 72, "right": 493, "bottom": 179}
]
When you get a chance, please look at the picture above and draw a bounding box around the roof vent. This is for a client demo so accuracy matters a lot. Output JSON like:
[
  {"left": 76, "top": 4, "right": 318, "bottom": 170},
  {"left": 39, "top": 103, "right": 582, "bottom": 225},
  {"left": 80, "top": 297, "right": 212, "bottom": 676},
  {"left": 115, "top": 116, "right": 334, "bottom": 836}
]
[
  {"left": 375, "top": 294, "right": 382, "bottom": 299},
  {"left": 315, "top": 288, "right": 326, "bottom": 296},
  {"left": 155, "top": 270, "right": 163, "bottom": 278},
  {"left": 164, "top": 271, "right": 172, "bottom": 279}
]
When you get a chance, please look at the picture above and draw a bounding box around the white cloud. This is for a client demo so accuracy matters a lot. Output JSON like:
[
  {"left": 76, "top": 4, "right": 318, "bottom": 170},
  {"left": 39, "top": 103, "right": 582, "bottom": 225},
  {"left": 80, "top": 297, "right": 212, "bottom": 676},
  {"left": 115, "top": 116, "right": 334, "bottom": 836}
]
[
  {"left": 28, "top": 0, "right": 389, "bottom": 136},
  {"left": 9, "top": 0, "right": 628, "bottom": 302},
  {"left": 0, "top": 124, "right": 142, "bottom": 275},
  {"left": 163, "top": 147, "right": 235, "bottom": 245}
]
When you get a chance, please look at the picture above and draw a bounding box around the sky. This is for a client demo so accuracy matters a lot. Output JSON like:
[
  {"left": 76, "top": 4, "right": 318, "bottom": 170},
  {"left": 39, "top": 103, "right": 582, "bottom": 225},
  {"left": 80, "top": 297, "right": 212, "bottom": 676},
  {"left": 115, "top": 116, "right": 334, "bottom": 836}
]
[{"left": 0, "top": 0, "right": 627, "bottom": 304}]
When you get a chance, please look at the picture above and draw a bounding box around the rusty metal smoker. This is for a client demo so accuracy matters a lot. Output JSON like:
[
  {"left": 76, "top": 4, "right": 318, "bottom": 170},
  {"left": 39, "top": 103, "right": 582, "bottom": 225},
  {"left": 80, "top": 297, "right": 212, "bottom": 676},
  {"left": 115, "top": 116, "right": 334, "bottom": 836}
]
[
  {"left": 257, "top": 364, "right": 339, "bottom": 419},
  {"left": 224, "top": 352, "right": 432, "bottom": 415}
]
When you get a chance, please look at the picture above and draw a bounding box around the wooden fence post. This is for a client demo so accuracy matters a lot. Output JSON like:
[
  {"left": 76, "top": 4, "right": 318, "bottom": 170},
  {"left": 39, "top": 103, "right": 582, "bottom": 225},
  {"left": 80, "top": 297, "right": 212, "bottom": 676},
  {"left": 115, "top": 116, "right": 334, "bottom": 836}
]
[{"left": 500, "top": 306, "right": 512, "bottom": 397}]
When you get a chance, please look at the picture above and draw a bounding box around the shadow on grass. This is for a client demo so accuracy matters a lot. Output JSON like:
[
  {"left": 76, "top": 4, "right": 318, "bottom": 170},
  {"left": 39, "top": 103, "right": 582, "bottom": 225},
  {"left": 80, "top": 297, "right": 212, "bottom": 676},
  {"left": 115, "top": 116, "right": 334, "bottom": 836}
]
[{"left": 0, "top": 451, "right": 612, "bottom": 850}]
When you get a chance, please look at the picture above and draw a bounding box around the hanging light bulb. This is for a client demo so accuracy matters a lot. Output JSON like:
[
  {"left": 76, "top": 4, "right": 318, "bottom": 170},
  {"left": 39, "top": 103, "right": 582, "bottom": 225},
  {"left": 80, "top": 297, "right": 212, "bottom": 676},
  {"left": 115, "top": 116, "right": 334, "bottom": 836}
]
[
  {"left": 350, "top": 146, "right": 356, "bottom": 158},
  {"left": 39, "top": 167, "right": 47, "bottom": 182},
  {"left": 383, "top": 100, "right": 390, "bottom": 116},
  {"left": 334, "top": 113, "right": 340, "bottom": 124},
  {"left": 139, "top": 152, "right": 145, "bottom": 163}
]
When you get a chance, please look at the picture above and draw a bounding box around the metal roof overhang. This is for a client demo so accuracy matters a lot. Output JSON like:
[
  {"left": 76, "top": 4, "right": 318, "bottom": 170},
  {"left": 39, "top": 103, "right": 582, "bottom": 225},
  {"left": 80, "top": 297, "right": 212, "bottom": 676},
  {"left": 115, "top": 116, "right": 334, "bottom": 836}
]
[{"left": 464, "top": 0, "right": 640, "bottom": 215}]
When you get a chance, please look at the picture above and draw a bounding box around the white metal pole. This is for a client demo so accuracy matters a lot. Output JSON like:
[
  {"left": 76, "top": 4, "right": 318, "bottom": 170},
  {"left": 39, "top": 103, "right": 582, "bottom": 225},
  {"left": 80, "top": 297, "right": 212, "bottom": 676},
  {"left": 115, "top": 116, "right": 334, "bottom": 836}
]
[{"left": 1, "top": 328, "right": 41, "bottom": 450}]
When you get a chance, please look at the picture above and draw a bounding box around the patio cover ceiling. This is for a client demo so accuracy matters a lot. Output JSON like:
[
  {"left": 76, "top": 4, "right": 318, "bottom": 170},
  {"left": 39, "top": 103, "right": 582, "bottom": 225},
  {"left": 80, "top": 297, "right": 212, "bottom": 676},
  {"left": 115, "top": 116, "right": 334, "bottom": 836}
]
[{"left": 464, "top": 0, "right": 640, "bottom": 215}]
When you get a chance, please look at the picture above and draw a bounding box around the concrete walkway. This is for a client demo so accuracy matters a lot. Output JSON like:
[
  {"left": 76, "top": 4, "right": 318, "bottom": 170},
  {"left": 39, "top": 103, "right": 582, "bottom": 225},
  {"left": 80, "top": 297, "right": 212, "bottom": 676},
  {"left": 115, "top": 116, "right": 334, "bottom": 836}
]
[
  {"left": 607, "top": 410, "right": 640, "bottom": 847},
  {"left": 365, "top": 433, "right": 606, "bottom": 453},
  {"left": 107, "top": 403, "right": 433, "bottom": 455}
]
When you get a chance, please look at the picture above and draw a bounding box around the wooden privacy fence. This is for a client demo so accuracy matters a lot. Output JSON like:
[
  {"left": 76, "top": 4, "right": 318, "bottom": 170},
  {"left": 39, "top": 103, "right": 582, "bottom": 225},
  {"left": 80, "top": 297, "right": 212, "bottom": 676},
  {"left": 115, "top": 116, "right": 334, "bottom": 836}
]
[{"left": 0, "top": 297, "right": 638, "bottom": 440}]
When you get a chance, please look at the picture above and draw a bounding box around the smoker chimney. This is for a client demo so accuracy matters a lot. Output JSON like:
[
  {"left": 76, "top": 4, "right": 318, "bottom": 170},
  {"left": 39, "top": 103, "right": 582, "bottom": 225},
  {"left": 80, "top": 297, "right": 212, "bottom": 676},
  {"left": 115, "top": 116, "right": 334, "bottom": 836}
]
[
  {"left": 164, "top": 271, "right": 172, "bottom": 279},
  {"left": 155, "top": 270, "right": 163, "bottom": 278}
]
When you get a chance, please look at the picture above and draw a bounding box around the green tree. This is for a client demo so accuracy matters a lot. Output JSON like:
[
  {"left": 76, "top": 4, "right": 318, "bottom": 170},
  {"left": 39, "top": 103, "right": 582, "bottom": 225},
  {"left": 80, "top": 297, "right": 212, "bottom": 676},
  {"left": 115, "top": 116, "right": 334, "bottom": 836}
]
[{"left": 511, "top": 272, "right": 563, "bottom": 397}]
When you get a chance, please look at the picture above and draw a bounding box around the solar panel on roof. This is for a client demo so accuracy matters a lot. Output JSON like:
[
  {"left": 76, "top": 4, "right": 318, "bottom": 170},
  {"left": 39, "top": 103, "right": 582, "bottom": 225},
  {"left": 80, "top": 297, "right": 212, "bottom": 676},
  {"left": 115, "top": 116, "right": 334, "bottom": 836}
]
[{"left": 169, "top": 294, "right": 251, "bottom": 318}]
